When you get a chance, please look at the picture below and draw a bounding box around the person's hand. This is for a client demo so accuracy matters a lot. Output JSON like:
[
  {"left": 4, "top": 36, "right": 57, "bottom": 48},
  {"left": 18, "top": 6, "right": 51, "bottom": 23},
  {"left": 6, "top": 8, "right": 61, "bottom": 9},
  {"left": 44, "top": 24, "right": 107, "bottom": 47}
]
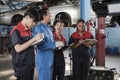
[
  {"left": 79, "top": 39, "right": 83, "bottom": 43},
  {"left": 82, "top": 41, "right": 91, "bottom": 48},
  {"left": 33, "top": 33, "right": 44, "bottom": 42}
]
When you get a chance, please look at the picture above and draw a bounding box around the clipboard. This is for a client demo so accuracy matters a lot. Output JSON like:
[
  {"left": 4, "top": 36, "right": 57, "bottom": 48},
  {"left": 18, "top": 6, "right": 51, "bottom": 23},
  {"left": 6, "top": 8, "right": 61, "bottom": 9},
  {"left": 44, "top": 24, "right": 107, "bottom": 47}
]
[
  {"left": 55, "top": 41, "right": 69, "bottom": 51},
  {"left": 79, "top": 39, "right": 97, "bottom": 45},
  {"left": 31, "top": 34, "right": 44, "bottom": 46}
]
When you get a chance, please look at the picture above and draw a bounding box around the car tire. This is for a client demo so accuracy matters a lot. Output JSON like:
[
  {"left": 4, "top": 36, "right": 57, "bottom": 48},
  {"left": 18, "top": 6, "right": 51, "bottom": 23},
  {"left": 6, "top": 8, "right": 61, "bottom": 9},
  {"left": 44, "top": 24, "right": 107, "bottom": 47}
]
[{"left": 55, "top": 12, "right": 71, "bottom": 27}]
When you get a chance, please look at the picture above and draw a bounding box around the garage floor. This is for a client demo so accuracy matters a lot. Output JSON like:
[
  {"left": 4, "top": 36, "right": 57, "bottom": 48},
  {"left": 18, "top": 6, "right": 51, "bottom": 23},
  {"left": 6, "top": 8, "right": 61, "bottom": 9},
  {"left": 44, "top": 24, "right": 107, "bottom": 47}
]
[{"left": 0, "top": 53, "right": 120, "bottom": 80}]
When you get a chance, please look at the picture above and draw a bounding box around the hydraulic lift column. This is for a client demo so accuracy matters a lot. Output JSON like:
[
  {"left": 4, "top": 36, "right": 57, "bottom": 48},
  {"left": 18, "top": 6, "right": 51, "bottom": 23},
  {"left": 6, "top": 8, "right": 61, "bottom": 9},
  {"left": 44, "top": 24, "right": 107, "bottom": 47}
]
[{"left": 96, "top": 17, "right": 106, "bottom": 66}]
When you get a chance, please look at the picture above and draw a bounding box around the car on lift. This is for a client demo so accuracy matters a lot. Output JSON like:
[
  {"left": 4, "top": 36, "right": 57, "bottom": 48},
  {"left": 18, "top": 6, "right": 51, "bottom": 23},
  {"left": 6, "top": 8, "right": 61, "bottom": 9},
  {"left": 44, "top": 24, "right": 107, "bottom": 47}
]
[
  {"left": 49, "top": 2, "right": 96, "bottom": 27},
  {"left": 0, "top": 1, "right": 113, "bottom": 27},
  {"left": 0, "top": 2, "right": 43, "bottom": 25},
  {"left": 0, "top": 1, "right": 96, "bottom": 26}
]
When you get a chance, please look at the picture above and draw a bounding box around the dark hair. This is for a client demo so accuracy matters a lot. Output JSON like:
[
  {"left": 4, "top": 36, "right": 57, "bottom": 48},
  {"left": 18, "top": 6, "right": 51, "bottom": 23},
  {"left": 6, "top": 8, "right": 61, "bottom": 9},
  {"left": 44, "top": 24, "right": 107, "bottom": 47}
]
[
  {"left": 53, "top": 20, "right": 64, "bottom": 32},
  {"left": 77, "top": 19, "right": 85, "bottom": 25},
  {"left": 76, "top": 19, "right": 85, "bottom": 31},
  {"left": 38, "top": 8, "right": 48, "bottom": 21},
  {"left": 53, "top": 20, "right": 63, "bottom": 26},
  {"left": 11, "top": 14, "right": 23, "bottom": 25},
  {"left": 24, "top": 8, "right": 39, "bottom": 23}
]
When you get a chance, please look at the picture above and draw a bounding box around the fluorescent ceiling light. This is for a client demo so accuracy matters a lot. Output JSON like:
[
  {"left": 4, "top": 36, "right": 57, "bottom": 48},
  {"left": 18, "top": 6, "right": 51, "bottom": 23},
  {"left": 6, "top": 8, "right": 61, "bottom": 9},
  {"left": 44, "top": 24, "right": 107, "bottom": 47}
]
[{"left": 108, "top": 3, "right": 120, "bottom": 14}]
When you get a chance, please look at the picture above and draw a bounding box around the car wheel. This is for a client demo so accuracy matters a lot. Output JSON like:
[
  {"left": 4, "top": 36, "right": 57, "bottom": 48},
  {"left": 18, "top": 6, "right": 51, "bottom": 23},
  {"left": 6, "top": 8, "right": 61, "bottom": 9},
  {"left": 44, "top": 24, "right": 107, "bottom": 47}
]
[
  {"left": 55, "top": 12, "right": 71, "bottom": 27},
  {"left": 110, "top": 15, "right": 120, "bottom": 26}
]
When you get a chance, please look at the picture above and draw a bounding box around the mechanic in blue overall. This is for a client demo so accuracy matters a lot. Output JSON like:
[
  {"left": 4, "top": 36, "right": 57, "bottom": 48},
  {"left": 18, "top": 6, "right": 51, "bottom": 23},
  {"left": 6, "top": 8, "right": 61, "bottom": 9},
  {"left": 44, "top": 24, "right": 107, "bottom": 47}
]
[
  {"left": 52, "top": 20, "right": 66, "bottom": 80},
  {"left": 33, "top": 8, "right": 56, "bottom": 80},
  {"left": 10, "top": 8, "right": 42, "bottom": 80},
  {"left": 68, "top": 19, "right": 93, "bottom": 80}
]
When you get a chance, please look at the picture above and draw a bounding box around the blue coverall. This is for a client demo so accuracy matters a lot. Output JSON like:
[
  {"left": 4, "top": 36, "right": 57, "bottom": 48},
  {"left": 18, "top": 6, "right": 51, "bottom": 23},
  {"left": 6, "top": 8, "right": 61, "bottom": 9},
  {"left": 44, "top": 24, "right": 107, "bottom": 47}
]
[{"left": 33, "top": 22, "right": 55, "bottom": 80}]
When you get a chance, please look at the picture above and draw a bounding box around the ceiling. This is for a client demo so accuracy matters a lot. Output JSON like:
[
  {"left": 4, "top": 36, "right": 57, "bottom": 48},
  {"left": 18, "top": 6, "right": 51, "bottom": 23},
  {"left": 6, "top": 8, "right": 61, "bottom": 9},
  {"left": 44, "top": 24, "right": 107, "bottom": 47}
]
[{"left": 1, "top": 0, "right": 42, "bottom": 2}]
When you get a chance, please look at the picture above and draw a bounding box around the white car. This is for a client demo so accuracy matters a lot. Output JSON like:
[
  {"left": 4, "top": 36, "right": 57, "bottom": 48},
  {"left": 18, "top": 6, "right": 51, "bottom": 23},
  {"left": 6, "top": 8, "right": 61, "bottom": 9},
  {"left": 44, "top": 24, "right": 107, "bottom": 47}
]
[
  {"left": 0, "top": 1, "right": 114, "bottom": 26},
  {"left": 0, "top": 2, "right": 43, "bottom": 25},
  {"left": 49, "top": 2, "right": 96, "bottom": 27}
]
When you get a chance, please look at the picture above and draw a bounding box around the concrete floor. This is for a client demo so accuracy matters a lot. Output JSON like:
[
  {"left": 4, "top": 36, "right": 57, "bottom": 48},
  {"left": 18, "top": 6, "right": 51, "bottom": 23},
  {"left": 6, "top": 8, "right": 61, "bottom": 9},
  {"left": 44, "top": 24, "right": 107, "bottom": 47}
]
[
  {"left": 0, "top": 53, "right": 120, "bottom": 80},
  {"left": 0, "top": 55, "right": 38, "bottom": 80}
]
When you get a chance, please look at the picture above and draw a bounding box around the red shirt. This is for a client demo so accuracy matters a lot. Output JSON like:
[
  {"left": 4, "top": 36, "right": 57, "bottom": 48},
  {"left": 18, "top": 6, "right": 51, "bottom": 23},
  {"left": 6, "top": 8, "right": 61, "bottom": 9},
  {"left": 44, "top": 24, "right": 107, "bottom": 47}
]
[
  {"left": 53, "top": 32, "right": 66, "bottom": 44},
  {"left": 71, "top": 31, "right": 92, "bottom": 40},
  {"left": 10, "top": 22, "right": 32, "bottom": 37},
  {"left": 10, "top": 22, "right": 34, "bottom": 75}
]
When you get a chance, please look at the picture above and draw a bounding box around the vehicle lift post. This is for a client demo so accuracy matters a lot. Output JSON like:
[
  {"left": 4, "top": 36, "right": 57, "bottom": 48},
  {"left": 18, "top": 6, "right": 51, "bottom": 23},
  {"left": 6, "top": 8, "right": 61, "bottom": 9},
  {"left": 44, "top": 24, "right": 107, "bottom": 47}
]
[{"left": 96, "top": 17, "right": 106, "bottom": 66}]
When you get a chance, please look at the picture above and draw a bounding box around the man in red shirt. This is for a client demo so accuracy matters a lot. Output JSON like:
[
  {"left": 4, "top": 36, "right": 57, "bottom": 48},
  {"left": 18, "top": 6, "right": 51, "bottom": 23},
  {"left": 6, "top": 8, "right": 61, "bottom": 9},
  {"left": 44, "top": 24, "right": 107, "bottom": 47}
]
[{"left": 10, "top": 8, "right": 43, "bottom": 80}]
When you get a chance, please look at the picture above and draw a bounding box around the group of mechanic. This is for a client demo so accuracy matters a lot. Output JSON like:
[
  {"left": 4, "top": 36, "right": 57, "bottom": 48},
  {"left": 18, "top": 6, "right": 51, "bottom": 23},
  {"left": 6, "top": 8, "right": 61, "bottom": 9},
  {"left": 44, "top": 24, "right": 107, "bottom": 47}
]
[{"left": 10, "top": 7, "right": 95, "bottom": 80}]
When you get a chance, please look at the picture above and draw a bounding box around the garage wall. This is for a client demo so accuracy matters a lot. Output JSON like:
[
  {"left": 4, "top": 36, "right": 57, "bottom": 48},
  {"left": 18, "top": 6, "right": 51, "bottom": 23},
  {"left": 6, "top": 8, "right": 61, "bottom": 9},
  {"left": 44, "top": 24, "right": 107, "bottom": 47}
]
[
  {"left": 63, "top": 27, "right": 120, "bottom": 53},
  {"left": 105, "top": 27, "right": 120, "bottom": 53},
  {"left": 63, "top": 27, "right": 76, "bottom": 44}
]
